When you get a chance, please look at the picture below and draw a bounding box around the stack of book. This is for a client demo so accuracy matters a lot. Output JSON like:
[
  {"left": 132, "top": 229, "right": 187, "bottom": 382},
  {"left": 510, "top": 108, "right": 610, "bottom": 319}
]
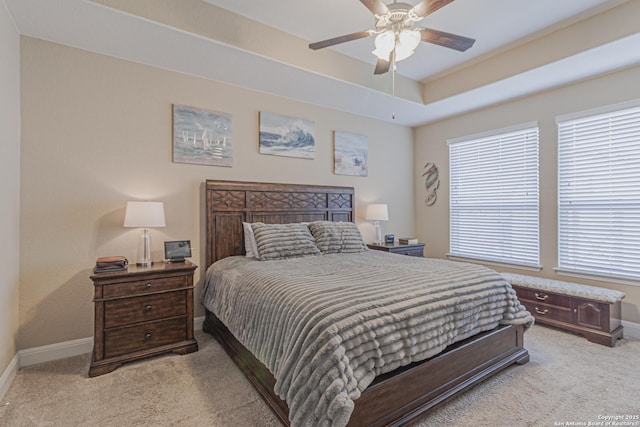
[
  {"left": 398, "top": 237, "right": 418, "bottom": 245},
  {"left": 94, "top": 256, "right": 128, "bottom": 273}
]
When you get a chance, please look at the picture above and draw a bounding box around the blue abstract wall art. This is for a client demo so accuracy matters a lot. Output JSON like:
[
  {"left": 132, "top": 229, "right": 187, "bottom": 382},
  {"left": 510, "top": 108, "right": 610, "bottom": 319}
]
[{"left": 259, "top": 111, "right": 315, "bottom": 159}]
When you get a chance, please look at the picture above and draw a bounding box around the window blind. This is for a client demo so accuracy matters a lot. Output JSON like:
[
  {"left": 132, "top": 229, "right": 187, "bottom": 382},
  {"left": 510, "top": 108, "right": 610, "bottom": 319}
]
[
  {"left": 448, "top": 123, "right": 540, "bottom": 268},
  {"left": 557, "top": 102, "right": 640, "bottom": 282}
]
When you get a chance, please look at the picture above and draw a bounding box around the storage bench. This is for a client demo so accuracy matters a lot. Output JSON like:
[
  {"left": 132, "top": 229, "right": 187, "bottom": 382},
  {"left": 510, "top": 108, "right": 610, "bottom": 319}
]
[{"left": 502, "top": 273, "right": 625, "bottom": 347}]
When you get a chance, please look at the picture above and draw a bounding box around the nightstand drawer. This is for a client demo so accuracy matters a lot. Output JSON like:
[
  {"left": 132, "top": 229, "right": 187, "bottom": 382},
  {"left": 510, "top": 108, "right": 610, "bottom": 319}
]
[
  {"left": 103, "top": 275, "right": 187, "bottom": 298},
  {"left": 367, "top": 243, "right": 425, "bottom": 257},
  {"left": 520, "top": 300, "right": 574, "bottom": 324},
  {"left": 104, "top": 291, "right": 186, "bottom": 328},
  {"left": 395, "top": 248, "right": 424, "bottom": 257},
  {"left": 104, "top": 317, "right": 187, "bottom": 359},
  {"left": 512, "top": 286, "right": 572, "bottom": 309}
]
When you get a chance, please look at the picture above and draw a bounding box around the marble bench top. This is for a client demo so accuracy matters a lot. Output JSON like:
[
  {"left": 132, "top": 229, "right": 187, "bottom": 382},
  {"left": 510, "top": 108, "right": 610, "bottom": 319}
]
[{"left": 502, "top": 273, "right": 626, "bottom": 304}]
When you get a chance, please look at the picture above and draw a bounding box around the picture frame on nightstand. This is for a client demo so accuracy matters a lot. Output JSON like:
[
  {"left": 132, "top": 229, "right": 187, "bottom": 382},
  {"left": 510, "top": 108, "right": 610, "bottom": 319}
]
[{"left": 164, "top": 240, "right": 192, "bottom": 262}]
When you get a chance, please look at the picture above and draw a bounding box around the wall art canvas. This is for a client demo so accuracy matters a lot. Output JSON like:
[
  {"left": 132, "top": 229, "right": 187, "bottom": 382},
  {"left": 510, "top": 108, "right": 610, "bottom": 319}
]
[
  {"left": 259, "top": 111, "right": 315, "bottom": 159},
  {"left": 172, "top": 104, "right": 233, "bottom": 167},
  {"left": 334, "top": 131, "right": 368, "bottom": 177}
]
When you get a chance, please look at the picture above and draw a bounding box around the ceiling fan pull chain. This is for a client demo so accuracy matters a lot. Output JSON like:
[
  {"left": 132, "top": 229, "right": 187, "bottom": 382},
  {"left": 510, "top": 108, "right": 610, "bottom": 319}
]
[{"left": 392, "top": 51, "right": 396, "bottom": 120}]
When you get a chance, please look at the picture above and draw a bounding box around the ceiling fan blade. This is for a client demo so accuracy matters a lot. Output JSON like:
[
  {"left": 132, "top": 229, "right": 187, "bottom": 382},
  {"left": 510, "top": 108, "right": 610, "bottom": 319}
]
[
  {"left": 411, "top": 0, "right": 455, "bottom": 18},
  {"left": 419, "top": 28, "right": 475, "bottom": 52},
  {"left": 360, "top": 0, "right": 389, "bottom": 16},
  {"left": 309, "top": 30, "right": 373, "bottom": 50},
  {"left": 374, "top": 56, "right": 391, "bottom": 75}
]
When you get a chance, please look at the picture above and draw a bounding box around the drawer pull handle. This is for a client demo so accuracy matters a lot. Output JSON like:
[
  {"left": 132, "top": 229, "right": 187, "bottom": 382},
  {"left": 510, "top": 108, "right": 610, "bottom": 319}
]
[
  {"left": 145, "top": 283, "right": 152, "bottom": 289},
  {"left": 144, "top": 333, "right": 152, "bottom": 340},
  {"left": 534, "top": 292, "right": 548, "bottom": 301},
  {"left": 534, "top": 307, "right": 549, "bottom": 315},
  {"left": 144, "top": 305, "right": 152, "bottom": 312}
]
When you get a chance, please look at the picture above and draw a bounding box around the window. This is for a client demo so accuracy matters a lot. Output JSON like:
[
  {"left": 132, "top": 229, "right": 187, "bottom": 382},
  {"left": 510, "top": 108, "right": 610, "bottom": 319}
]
[
  {"left": 448, "top": 123, "right": 540, "bottom": 268},
  {"left": 557, "top": 100, "right": 640, "bottom": 282}
]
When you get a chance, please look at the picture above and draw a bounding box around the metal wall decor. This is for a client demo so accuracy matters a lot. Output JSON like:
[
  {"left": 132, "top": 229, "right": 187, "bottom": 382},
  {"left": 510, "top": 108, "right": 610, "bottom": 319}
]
[{"left": 422, "top": 163, "right": 440, "bottom": 206}]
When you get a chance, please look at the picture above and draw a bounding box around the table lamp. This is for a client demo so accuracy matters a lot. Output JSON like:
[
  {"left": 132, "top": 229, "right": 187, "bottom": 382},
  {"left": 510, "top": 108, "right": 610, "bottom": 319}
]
[
  {"left": 124, "top": 201, "right": 166, "bottom": 266},
  {"left": 365, "top": 204, "right": 388, "bottom": 246}
]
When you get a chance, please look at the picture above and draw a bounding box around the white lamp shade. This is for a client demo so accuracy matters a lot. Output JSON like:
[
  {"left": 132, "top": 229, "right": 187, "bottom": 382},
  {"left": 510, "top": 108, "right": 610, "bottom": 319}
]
[
  {"left": 365, "top": 204, "right": 389, "bottom": 221},
  {"left": 123, "top": 201, "right": 166, "bottom": 228}
]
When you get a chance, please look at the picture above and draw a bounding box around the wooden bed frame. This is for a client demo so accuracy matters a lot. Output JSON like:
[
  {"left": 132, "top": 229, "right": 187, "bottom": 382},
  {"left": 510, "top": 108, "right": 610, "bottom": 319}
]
[{"left": 202, "top": 179, "right": 529, "bottom": 426}]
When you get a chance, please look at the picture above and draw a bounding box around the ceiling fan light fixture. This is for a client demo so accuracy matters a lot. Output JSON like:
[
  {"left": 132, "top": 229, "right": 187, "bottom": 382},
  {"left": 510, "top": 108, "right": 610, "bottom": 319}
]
[
  {"left": 372, "top": 28, "right": 420, "bottom": 62},
  {"left": 372, "top": 30, "right": 395, "bottom": 60},
  {"left": 395, "top": 29, "right": 420, "bottom": 61}
]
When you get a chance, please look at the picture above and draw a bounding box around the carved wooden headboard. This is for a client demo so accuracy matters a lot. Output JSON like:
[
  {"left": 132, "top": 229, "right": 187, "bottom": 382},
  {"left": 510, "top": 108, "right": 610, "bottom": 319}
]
[{"left": 205, "top": 180, "right": 355, "bottom": 269}]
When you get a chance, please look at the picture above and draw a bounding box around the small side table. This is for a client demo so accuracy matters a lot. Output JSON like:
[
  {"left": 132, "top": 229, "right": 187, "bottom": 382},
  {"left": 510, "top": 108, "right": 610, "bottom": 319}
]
[
  {"left": 89, "top": 261, "right": 198, "bottom": 377},
  {"left": 367, "top": 243, "right": 425, "bottom": 257}
]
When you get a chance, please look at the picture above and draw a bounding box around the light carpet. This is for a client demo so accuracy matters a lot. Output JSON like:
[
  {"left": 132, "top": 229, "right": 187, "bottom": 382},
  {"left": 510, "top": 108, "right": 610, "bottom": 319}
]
[{"left": 1, "top": 325, "right": 638, "bottom": 427}]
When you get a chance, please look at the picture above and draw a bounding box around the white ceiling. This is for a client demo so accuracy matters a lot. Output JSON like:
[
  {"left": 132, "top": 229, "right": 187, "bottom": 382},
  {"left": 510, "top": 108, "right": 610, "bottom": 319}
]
[
  {"left": 203, "top": 0, "right": 613, "bottom": 81},
  {"left": 5, "top": 0, "right": 640, "bottom": 127}
]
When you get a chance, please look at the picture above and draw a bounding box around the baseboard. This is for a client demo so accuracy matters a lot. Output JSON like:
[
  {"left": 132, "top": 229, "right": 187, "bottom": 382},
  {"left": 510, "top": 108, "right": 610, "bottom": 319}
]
[
  {"left": 19, "top": 316, "right": 206, "bottom": 368},
  {"left": 19, "top": 337, "right": 93, "bottom": 368},
  {"left": 0, "top": 353, "right": 19, "bottom": 401},
  {"left": 622, "top": 320, "right": 640, "bottom": 340}
]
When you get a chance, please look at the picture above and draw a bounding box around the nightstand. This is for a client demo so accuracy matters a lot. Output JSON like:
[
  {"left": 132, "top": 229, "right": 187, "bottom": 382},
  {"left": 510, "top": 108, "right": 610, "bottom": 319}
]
[
  {"left": 89, "top": 261, "right": 198, "bottom": 377},
  {"left": 367, "top": 243, "right": 425, "bottom": 257}
]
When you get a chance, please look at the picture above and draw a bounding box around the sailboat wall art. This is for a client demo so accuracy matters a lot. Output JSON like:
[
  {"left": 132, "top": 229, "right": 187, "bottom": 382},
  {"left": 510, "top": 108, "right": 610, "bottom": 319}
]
[
  {"left": 259, "top": 111, "right": 315, "bottom": 159},
  {"left": 172, "top": 104, "right": 233, "bottom": 167}
]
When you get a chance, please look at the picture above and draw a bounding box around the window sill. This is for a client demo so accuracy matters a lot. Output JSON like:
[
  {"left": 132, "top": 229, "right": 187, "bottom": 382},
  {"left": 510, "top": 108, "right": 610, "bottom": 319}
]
[
  {"left": 554, "top": 268, "right": 640, "bottom": 287},
  {"left": 446, "top": 254, "right": 542, "bottom": 272}
]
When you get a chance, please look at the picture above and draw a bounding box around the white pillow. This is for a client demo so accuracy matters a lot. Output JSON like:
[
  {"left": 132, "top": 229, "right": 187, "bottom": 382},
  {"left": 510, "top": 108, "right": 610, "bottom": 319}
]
[{"left": 243, "top": 222, "right": 260, "bottom": 259}]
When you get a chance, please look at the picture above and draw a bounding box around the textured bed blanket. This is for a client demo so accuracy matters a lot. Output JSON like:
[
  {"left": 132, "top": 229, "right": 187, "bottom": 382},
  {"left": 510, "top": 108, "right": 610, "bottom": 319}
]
[{"left": 201, "top": 251, "right": 533, "bottom": 427}]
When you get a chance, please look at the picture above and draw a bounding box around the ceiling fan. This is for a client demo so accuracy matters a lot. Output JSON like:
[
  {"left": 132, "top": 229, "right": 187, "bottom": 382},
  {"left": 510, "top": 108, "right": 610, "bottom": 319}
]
[{"left": 309, "top": 0, "right": 475, "bottom": 75}]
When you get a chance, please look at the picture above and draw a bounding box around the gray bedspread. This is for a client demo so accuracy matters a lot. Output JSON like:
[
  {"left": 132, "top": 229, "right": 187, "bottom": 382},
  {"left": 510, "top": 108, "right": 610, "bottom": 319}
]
[{"left": 201, "top": 251, "right": 533, "bottom": 427}]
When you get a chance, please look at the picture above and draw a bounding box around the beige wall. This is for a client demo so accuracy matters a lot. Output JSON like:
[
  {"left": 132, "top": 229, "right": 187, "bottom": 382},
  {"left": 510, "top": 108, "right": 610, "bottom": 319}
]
[
  {"left": 19, "top": 37, "right": 414, "bottom": 349},
  {"left": 0, "top": 0, "right": 21, "bottom": 377},
  {"left": 415, "top": 64, "right": 640, "bottom": 324}
]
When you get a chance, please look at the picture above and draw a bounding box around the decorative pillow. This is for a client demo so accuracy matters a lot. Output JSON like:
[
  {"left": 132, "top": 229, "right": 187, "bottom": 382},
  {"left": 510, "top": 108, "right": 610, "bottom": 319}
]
[
  {"left": 251, "top": 223, "right": 321, "bottom": 261},
  {"left": 308, "top": 221, "right": 368, "bottom": 254},
  {"left": 242, "top": 222, "right": 260, "bottom": 258}
]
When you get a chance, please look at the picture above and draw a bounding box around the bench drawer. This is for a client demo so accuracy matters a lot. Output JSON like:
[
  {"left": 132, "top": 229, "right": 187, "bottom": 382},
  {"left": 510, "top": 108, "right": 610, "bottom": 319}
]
[
  {"left": 520, "top": 300, "right": 574, "bottom": 324},
  {"left": 512, "top": 286, "right": 572, "bottom": 308}
]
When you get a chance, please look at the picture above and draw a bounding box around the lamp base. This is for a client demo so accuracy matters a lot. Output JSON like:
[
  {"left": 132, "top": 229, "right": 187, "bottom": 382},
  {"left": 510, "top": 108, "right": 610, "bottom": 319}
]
[
  {"left": 136, "top": 229, "right": 154, "bottom": 267},
  {"left": 136, "top": 261, "right": 154, "bottom": 267},
  {"left": 374, "top": 221, "right": 382, "bottom": 246}
]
